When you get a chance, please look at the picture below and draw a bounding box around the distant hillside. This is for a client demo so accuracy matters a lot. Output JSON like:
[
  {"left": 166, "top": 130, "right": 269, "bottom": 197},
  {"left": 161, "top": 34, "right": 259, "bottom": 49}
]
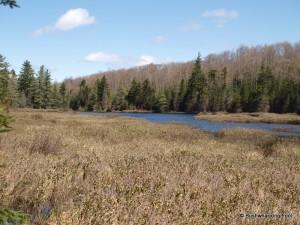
[{"left": 63, "top": 41, "right": 300, "bottom": 93}]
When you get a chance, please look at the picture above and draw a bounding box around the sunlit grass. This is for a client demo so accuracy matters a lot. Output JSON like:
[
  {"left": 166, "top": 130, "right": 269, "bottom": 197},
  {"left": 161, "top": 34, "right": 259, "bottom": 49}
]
[
  {"left": 196, "top": 112, "right": 300, "bottom": 124},
  {"left": 0, "top": 111, "right": 299, "bottom": 224}
]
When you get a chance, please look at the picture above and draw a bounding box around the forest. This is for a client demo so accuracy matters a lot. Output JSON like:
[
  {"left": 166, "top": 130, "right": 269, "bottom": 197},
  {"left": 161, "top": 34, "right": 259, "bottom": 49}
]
[{"left": 1, "top": 41, "right": 300, "bottom": 114}]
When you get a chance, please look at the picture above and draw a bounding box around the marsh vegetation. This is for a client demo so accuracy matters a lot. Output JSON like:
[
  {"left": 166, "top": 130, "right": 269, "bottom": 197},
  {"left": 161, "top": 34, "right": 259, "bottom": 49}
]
[{"left": 0, "top": 111, "right": 299, "bottom": 224}]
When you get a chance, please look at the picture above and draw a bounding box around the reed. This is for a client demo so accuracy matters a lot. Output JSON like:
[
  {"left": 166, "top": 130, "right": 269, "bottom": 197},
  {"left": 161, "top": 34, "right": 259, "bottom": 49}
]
[{"left": 0, "top": 111, "right": 299, "bottom": 224}]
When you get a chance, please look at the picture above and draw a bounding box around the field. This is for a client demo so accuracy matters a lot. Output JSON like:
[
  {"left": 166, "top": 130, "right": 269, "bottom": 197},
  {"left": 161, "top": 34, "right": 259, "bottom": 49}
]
[
  {"left": 195, "top": 112, "right": 300, "bottom": 125},
  {"left": 0, "top": 111, "right": 299, "bottom": 224}
]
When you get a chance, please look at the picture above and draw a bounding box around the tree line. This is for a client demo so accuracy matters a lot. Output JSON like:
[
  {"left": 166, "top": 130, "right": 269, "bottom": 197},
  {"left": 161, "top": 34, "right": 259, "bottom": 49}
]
[
  {"left": 67, "top": 53, "right": 300, "bottom": 114},
  {"left": 0, "top": 55, "right": 67, "bottom": 109},
  {"left": 1, "top": 43, "right": 300, "bottom": 114}
]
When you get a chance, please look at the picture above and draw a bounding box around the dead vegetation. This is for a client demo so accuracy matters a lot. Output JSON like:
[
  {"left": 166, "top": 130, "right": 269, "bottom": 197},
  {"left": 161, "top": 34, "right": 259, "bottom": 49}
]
[
  {"left": 196, "top": 112, "right": 300, "bottom": 124},
  {"left": 0, "top": 111, "right": 299, "bottom": 224}
]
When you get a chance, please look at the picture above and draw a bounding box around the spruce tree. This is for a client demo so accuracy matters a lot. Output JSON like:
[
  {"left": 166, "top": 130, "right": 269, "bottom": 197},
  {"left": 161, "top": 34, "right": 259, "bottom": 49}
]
[
  {"left": 0, "top": 55, "right": 10, "bottom": 103},
  {"left": 18, "top": 60, "right": 35, "bottom": 107},
  {"left": 52, "top": 82, "right": 62, "bottom": 108},
  {"left": 43, "top": 69, "right": 53, "bottom": 108},
  {"left": 178, "top": 79, "right": 187, "bottom": 112},
  {"left": 112, "top": 85, "right": 128, "bottom": 111},
  {"left": 156, "top": 93, "right": 168, "bottom": 112},
  {"left": 78, "top": 79, "right": 90, "bottom": 110},
  {"left": 94, "top": 76, "right": 110, "bottom": 111},
  {"left": 183, "top": 53, "right": 207, "bottom": 113},
  {"left": 59, "top": 82, "right": 68, "bottom": 109},
  {"left": 141, "top": 78, "right": 154, "bottom": 110},
  {"left": 127, "top": 78, "right": 142, "bottom": 109}
]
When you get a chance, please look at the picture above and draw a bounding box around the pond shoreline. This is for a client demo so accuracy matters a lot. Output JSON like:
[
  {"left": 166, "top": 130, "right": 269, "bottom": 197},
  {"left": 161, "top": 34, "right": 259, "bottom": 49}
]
[{"left": 11, "top": 108, "right": 300, "bottom": 125}]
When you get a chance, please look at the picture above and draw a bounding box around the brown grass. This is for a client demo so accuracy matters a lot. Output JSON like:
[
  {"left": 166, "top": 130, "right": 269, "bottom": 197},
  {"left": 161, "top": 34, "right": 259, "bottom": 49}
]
[
  {"left": 196, "top": 112, "right": 300, "bottom": 124},
  {"left": 0, "top": 111, "right": 299, "bottom": 224}
]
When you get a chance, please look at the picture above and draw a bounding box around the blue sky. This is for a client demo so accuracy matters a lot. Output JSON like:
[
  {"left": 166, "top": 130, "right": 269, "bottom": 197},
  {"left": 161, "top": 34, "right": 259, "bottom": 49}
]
[{"left": 0, "top": 0, "right": 299, "bottom": 82}]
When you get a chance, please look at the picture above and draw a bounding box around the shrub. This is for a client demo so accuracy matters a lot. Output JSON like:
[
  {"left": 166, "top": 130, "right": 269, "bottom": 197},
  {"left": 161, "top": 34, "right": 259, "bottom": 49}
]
[
  {"left": 29, "top": 131, "right": 63, "bottom": 155},
  {"left": 0, "top": 206, "right": 30, "bottom": 225},
  {"left": 0, "top": 107, "right": 14, "bottom": 131}
]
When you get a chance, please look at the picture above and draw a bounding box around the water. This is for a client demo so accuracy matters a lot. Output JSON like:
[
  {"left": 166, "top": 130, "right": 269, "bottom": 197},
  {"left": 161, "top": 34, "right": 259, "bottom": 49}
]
[{"left": 82, "top": 112, "right": 300, "bottom": 136}]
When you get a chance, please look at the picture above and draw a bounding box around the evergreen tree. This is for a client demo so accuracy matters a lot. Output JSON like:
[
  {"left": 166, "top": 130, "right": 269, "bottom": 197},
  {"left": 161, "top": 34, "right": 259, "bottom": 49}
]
[
  {"left": 52, "top": 82, "right": 62, "bottom": 108},
  {"left": 112, "top": 85, "right": 128, "bottom": 111},
  {"left": 0, "top": 55, "right": 10, "bottom": 103},
  {"left": 141, "top": 78, "right": 155, "bottom": 110},
  {"left": 43, "top": 69, "right": 53, "bottom": 108},
  {"left": 18, "top": 60, "right": 35, "bottom": 107},
  {"left": 77, "top": 79, "right": 90, "bottom": 110},
  {"left": 127, "top": 78, "right": 142, "bottom": 109},
  {"left": 94, "top": 76, "right": 110, "bottom": 111},
  {"left": 255, "top": 65, "right": 274, "bottom": 112},
  {"left": 59, "top": 82, "right": 69, "bottom": 109},
  {"left": 183, "top": 53, "right": 207, "bottom": 112},
  {"left": 0, "top": 0, "right": 19, "bottom": 8},
  {"left": 226, "top": 76, "right": 242, "bottom": 113},
  {"left": 169, "top": 85, "right": 179, "bottom": 111},
  {"left": 207, "top": 69, "right": 219, "bottom": 112},
  {"left": 7, "top": 69, "right": 19, "bottom": 107},
  {"left": 178, "top": 79, "right": 187, "bottom": 112},
  {"left": 155, "top": 93, "right": 168, "bottom": 112}
]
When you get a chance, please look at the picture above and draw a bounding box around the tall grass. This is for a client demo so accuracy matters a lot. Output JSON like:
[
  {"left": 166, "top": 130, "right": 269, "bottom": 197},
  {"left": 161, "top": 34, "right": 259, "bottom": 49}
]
[
  {"left": 196, "top": 112, "right": 300, "bottom": 124},
  {"left": 0, "top": 112, "right": 299, "bottom": 224}
]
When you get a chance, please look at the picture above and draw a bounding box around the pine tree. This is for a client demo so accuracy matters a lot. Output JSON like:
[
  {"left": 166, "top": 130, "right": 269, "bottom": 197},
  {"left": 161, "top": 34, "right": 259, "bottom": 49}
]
[
  {"left": 141, "top": 78, "right": 155, "bottom": 110},
  {"left": 43, "top": 69, "right": 53, "bottom": 108},
  {"left": 94, "top": 76, "right": 110, "bottom": 111},
  {"left": 127, "top": 78, "right": 142, "bottom": 109},
  {"left": 7, "top": 69, "right": 19, "bottom": 107},
  {"left": 35, "top": 65, "right": 46, "bottom": 108},
  {"left": 178, "top": 79, "right": 187, "bottom": 112},
  {"left": 156, "top": 93, "right": 168, "bottom": 112},
  {"left": 52, "top": 82, "right": 62, "bottom": 108},
  {"left": 112, "top": 85, "right": 128, "bottom": 111},
  {"left": 256, "top": 65, "right": 270, "bottom": 112},
  {"left": 207, "top": 69, "right": 219, "bottom": 112},
  {"left": 0, "top": 0, "right": 19, "bottom": 8},
  {"left": 169, "top": 85, "right": 179, "bottom": 111},
  {"left": 183, "top": 53, "right": 207, "bottom": 112},
  {"left": 78, "top": 79, "right": 90, "bottom": 110},
  {"left": 59, "top": 82, "right": 68, "bottom": 109},
  {"left": 0, "top": 55, "right": 10, "bottom": 104},
  {"left": 18, "top": 60, "right": 35, "bottom": 106},
  {"left": 226, "top": 76, "right": 242, "bottom": 113}
]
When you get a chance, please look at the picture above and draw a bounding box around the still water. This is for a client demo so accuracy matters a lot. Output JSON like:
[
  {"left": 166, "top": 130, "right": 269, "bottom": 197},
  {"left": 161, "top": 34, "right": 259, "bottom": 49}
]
[{"left": 82, "top": 112, "right": 300, "bottom": 136}]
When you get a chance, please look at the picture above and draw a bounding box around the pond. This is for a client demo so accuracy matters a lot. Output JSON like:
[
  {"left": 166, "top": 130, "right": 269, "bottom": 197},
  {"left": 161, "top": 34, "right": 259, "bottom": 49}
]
[{"left": 82, "top": 112, "right": 300, "bottom": 136}]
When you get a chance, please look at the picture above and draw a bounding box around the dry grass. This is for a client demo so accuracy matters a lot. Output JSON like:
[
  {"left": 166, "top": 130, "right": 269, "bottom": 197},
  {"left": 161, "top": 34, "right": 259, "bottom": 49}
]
[
  {"left": 196, "top": 112, "right": 300, "bottom": 124},
  {"left": 0, "top": 111, "right": 299, "bottom": 224}
]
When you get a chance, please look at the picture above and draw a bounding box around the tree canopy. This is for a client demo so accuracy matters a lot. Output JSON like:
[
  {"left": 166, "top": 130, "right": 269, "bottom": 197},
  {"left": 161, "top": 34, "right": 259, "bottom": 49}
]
[{"left": 0, "top": 0, "right": 19, "bottom": 8}]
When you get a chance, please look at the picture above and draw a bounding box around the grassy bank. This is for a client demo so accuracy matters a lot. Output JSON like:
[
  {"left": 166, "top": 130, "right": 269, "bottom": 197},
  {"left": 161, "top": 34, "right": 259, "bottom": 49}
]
[
  {"left": 0, "top": 111, "right": 299, "bottom": 224},
  {"left": 196, "top": 112, "right": 300, "bottom": 125}
]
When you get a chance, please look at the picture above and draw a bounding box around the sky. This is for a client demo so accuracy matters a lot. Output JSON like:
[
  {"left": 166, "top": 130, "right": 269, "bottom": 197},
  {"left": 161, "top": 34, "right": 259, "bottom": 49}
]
[{"left": 0, "top": 0, "right": 299, "bottom": 82}]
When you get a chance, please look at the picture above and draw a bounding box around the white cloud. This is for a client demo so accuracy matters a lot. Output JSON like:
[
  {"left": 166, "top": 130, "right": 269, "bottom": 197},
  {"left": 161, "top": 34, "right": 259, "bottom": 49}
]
[
  {"left": 180, "top": 22, "right": 202, "bottom": 32},
  {"left": 32, "top": 8, "right": 96, "bottom": 36},
  {"left": 84, "top": 52, "right": 157, "bottom": 68},
  {"left": 139, "top": 55, "right": 156, "bottom": 66},
  {"left": 155, "top": 35, "right": 167, "bottom": 42},
  {"left": 202, "top": 8, "right": 238, "bottom": 27},
  {"left": 203, "top": 9, "right": 238, "bottom": 18},
  {"left": 84, "top": 52, "right": 125, "bottom": 67}
]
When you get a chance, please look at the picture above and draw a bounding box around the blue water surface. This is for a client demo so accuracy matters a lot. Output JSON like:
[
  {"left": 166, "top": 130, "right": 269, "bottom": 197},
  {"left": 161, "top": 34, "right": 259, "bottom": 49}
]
[{"left": 82, "top": 112, "right": 300, "bottom": 136}]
